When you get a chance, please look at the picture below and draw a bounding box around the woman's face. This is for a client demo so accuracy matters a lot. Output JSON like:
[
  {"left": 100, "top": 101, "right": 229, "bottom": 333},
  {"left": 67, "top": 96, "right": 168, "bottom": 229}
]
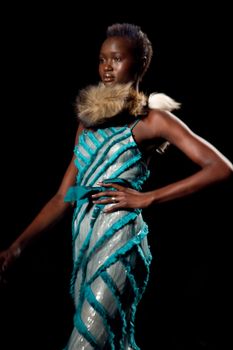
[{"left": 99, "top": 37, "right": 137, "bottom": 86}]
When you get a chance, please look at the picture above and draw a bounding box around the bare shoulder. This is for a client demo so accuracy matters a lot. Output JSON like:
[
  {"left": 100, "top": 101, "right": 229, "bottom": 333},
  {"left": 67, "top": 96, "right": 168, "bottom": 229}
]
[
  {"left": 77, "top": 121, "right": 85, "bottom": 133},
  {"left": 138, "top": 108, "right": 185, "bottom": 140},
  {"left": 132, "top": 106, "right": 196, "bottom": 150},
  {"left": 145, "top": 108, "right": 172, "bottom": 126},
  {"left": 74, "top": 121, "right": 85, "bottom": 143},
  {"left": 153, "top": 107, "right": 196, "bottom": 135},
  {"left": 147, "top": 108, "right": 185, "bottom": 126}
]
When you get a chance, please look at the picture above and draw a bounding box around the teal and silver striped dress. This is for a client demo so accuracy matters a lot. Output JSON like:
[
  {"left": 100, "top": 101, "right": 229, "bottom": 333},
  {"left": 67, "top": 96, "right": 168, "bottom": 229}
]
[{"left": 64, "top": 122, "right": 152, "bottom": 350}]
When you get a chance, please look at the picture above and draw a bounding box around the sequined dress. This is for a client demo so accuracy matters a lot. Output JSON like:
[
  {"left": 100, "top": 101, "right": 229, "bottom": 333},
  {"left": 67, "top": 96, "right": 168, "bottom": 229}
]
[{"left": 64, "top": 123, "right": 152, "bottom": 350}]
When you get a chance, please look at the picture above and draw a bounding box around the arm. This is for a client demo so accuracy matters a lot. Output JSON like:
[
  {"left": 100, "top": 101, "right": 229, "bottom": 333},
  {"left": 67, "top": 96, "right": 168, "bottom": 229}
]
[
  {"left": 144, "top": 109, "right": 233, "bottom": 204},
  {"left": 0, "top": 123, "right": 83, "bottom": 273},
  {"left": 92, "top": 110, "right": 232, "bottom": 211}
]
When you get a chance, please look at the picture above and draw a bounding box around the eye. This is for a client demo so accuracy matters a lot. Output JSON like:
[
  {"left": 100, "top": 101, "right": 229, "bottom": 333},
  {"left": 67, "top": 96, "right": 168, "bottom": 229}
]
[
  {"left": 114, "top": 56, "right": 122, "bottom": 62},
  {"left": 99, "top": 57, "right": 105, "bottom": 64}
]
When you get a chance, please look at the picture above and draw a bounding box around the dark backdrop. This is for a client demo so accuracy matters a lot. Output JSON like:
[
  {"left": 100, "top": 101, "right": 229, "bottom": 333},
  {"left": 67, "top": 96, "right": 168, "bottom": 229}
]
[{"left": 1, "top": 3, "right": 232, "bottom": 350}]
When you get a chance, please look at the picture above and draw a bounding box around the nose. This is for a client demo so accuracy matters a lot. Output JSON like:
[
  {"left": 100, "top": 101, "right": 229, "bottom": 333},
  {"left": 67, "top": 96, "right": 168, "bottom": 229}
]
[{"left": 104, "top": 62, "right": 113, "bottom": 71}]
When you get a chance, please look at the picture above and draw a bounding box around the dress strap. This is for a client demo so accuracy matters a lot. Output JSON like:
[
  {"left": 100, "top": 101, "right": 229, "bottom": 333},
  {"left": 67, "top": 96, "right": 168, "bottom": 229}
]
[{"left": 129, "top": 118, "right": 140, "bottom": 130}]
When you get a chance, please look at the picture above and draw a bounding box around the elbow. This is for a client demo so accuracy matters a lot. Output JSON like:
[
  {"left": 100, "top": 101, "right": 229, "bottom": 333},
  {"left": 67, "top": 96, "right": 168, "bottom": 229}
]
[
  {"left": 52, "top": 192, "right": 72, "bottom": 210},
  {"left": 215, "top": 158, "right": 233, "bottom": 182},
  {"left": 223, "top": 163, "right": 233, "bottom": 180}
]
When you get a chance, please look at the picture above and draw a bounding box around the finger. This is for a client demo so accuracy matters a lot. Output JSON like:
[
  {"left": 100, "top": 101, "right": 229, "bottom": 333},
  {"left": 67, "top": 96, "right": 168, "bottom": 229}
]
[
  {"left": 93, "top": 197, "right": 118, "bottom": 204},
  {"left": 92, "top": 191, "right": 118, "bottom": 199},
  {"left": 103, "top": 204, "right": 122, "bottom": 213},
  {"left": 97, "top": 183, "right": 124, "bottom": 191}
]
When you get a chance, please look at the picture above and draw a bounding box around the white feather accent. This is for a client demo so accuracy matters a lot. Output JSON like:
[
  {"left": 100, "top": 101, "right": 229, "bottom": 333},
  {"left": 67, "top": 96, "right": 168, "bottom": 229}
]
[{"left": 148, "top": 92, "right": 181, "bottom": 111}]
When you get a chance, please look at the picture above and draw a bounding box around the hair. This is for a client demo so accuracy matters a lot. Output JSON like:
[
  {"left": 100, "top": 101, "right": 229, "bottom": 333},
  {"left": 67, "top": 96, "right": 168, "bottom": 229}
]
[{"left": 106, "top": 23, "right": 153, "bottom": 81}]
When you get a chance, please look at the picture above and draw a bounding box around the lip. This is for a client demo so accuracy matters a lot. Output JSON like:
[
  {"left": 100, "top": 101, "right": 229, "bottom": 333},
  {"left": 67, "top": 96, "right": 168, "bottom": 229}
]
[
  {"left": 102, "top": 76, "right": 115, "bottom": 84},
  {"left": 103, "top": 77, "right": 114, "bottom": 82},
  {"left": 103, "top": 73, "right": 114, "bottom": 80}
]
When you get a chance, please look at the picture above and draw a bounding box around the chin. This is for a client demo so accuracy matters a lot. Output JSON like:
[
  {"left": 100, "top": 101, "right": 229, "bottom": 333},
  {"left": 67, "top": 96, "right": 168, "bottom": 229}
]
[{"left": 103, "top": 81, "right": 116, "bottom": 86}]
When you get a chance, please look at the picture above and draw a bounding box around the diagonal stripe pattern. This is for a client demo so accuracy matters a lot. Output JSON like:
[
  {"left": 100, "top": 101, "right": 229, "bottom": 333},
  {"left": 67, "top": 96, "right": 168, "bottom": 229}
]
[{"left": 64, "top": 125, "right": 152, "bottom": 350}]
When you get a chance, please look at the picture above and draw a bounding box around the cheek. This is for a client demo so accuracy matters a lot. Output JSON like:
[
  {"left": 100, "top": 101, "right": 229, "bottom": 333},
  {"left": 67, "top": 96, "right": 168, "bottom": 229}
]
[
  {"left": 121, "top": 69, "right": 136, "bottom": 82},
  {"left": 117, "top": 63, "right": 136, "bottom": 80},
  {"left": 98, "top": 65, "right": 102, "bottom": 76}
]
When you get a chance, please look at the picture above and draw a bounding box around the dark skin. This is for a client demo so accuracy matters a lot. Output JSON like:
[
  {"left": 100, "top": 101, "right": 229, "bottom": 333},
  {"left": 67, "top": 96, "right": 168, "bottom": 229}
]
[{"left": 0, "top": 36, "right": 232, "bottom": 279}]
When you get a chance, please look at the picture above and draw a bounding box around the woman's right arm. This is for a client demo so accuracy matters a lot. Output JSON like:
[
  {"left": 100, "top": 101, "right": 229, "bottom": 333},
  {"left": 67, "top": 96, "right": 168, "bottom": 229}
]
[{"left": 0, "top": 123, "right": 83, "bottom": 275}]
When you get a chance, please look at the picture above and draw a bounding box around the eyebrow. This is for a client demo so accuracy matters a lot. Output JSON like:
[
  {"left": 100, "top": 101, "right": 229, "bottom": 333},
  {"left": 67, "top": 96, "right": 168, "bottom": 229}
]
[{"left": 100, "top": 52, "right": 125, "bottom": 58}]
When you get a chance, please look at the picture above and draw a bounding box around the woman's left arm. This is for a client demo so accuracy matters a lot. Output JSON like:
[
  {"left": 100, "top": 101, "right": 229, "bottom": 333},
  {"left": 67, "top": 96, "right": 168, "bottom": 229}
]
[
  {"left": 145, "top": 110, "right": 233, "bottom": 203},
  {"left": 92, "top": 110, "right": 232, "bottom": 211}
]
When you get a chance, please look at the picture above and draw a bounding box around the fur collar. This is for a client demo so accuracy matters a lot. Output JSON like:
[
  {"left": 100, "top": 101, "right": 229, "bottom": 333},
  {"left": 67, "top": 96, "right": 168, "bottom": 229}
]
[{"left": 75, "top": 82, "right": 180, "bottom": 127}]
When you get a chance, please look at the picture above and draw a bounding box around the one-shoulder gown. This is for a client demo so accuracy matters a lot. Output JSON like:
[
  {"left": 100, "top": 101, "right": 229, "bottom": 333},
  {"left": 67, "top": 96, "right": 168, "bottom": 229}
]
[{"left": 64, "top": 124, "right": 152, "bottom": 350}]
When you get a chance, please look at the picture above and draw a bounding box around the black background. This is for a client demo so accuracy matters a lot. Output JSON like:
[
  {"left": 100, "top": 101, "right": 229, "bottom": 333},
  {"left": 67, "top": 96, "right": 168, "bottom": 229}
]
[{"left": 1, "top": 3, "right": 232, "bottom": 349}]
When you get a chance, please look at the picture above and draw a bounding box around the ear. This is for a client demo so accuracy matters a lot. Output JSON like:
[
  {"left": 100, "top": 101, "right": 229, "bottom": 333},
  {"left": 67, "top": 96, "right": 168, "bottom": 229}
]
[{"left": 142, "top": 56, "right": 147, "bottom": 67}]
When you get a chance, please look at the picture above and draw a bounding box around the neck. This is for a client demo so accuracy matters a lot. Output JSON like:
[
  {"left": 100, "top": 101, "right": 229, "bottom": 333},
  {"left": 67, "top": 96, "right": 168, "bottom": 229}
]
[{"left": 132, "top": 80, "right": 139, "bottom": 91}]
